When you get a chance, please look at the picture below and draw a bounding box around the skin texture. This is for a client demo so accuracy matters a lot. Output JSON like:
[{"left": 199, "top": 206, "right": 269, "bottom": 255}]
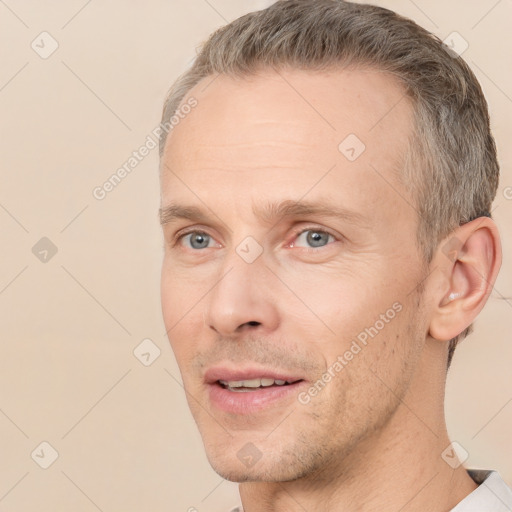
[{"left": 160, "top": 68, "right": 501, "bottom": 511}]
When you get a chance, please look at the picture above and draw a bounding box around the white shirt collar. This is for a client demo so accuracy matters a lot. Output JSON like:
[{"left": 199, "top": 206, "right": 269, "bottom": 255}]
[{"left": 450, "top": 470, "right": 512, "bottom": 511}]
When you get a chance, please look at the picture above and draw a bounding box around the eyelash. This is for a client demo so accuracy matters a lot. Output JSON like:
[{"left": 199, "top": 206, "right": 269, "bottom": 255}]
[{"left": 173, "top": 226, "right": 339, "bottom": 250}]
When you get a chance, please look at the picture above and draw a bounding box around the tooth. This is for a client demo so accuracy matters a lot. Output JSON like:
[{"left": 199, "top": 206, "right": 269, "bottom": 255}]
[
  {"left": 221, "top": 377, "right": 293, "bottom": 389},
  {"left": 240, "top": 379, "right": 261, "bottom": 388}
]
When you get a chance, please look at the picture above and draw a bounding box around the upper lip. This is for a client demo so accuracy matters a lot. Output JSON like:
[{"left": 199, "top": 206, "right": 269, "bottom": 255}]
[{"left": 204, "top": 365, "right": 305, "bottom": 384}]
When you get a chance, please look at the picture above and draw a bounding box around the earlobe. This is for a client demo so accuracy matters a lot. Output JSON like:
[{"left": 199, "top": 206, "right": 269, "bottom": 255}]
[{"left": 428, "top": 217, "right": 502, "bottom": 342}]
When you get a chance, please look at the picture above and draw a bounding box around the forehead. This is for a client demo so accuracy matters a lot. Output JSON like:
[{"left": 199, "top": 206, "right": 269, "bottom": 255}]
[
  {"left": 160, "top": 68, "right": 418, "bottom": 245},
  {"left": 162, "top": 67, "right": 414, "bottom": 177}
]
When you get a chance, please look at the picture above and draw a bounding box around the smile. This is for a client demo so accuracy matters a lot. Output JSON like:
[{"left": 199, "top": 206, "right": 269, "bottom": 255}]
[
  {"left": 218, "top": 378, "right": 300, "bottom": 392},
  {"left": 205, "top": 367, "right": 307, "bottom": 414}
]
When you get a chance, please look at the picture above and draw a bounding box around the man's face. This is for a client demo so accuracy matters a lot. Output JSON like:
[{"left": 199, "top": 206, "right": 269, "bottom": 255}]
[{"left": 160, "top": 68, "right": 431, "bottom": 481}]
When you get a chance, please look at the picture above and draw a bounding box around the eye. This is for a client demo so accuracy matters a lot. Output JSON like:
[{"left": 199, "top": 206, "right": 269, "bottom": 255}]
[
  {"left": 292, "top": 228, "right": 335, "bottom": 249},
  {"left": 179, "top": 231, "right": 216, "bottom": 250}
]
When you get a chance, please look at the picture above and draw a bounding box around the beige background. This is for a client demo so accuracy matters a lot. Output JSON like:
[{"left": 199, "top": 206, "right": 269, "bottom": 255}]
[{"left": 0, "top": 0, "right": 511, "bottom": 510}]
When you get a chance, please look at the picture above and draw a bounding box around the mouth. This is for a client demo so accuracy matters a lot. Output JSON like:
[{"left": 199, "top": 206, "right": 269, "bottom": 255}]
[
  {"left": 218, "top": 377, "right": 302, "bottom": 392},
  {"left": 205, "top": 367, "right": 306, "bottom": 414}
]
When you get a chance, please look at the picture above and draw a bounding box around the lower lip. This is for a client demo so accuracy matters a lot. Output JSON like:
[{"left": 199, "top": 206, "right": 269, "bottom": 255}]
[{"left": 207, "top": 381, "right": 305, "bottom": 414}]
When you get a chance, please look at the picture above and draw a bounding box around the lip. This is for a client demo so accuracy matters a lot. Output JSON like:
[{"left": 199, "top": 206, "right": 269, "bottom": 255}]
[
  {"left": 204, "top": 365, "right": 307, "bottom": 415},
  {"left": 204, "top": 366, "right": 304, "bottom": 384}
]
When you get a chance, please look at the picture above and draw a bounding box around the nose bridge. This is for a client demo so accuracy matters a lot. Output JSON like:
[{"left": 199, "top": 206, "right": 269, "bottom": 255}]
[{"left": 204, "top": 244, "right": 278, "bottom": 336}]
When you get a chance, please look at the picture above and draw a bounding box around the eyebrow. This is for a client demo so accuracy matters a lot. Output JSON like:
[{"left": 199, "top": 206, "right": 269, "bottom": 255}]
[{"left": 159, "top": 199, "right": 370, "bottom": 228}]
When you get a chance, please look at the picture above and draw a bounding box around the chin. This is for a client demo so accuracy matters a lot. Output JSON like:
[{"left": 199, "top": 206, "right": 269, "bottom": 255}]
[
  {"left": 208, "top": 459, "right": 298, "bottom": 483},
  {"left": 210, "top": 464, "right": 264, "bottom": 483},
  {"left": 202, "top": 437, "right": 324, "bottom": 483},
  {"left": 203, "top": 443, "right": 274, "bottom": 482}
]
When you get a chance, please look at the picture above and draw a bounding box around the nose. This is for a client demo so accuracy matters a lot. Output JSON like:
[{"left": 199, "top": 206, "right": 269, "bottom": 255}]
[{"left": 204, "top": 252, "right": 280, "bottom": 337}]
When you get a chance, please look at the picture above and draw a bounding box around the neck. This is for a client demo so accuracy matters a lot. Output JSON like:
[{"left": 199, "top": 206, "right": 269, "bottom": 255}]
[{"left": 238, "top": 342, "right": 477, "bottom": 512}]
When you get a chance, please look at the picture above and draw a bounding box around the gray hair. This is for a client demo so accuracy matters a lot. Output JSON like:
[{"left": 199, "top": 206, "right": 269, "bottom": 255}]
[{"left": 159, "top": 0, "right": 499, "bottom": 367}]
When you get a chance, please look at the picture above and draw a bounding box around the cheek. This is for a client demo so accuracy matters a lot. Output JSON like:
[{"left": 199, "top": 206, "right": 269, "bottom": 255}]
[
  {"left": 160, "top": 257, "right": 205, "bottom": 321},
  {"left": 282, "top": 263, "right": 416, "bottom": 401},
  {"left": 160, "top": 265, "right": 179, "bottom": 327},
  {"left": 160, "top": 261, "right": 204, "bottom": 362},
  {"left": 307, "top": 310, "right": 415, "bottom": 437},
  {"left": 281, "top": 262, "right": 395, "bottom": 340}
]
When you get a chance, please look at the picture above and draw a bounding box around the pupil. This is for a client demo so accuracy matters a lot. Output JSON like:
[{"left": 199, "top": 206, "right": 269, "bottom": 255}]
[
  {"left": 307, "top": 231, "right": 327, "bottom": 247},
  {"left": 191, "top": 233, "right": 209, "bottom": 249}
]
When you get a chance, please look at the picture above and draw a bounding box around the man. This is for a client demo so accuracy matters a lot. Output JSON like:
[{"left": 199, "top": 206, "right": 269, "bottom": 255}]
[{"left": 158, "top": 1, "right": 511, "bottom": 510}]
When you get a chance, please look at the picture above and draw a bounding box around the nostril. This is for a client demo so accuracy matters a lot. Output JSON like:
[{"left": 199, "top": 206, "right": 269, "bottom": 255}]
[{"left": 247, "top": 321, "right": 260, "bottom": 326}]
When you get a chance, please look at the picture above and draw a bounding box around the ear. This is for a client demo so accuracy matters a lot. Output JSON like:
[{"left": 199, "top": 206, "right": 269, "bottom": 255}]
[{"left": 428, "top": 217, "right": 502, "bottom": 342}]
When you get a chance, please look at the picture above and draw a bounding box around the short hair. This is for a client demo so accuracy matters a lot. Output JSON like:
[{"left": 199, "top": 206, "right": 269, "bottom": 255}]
[{"left": 159, "top": 0, "right": 499, "bottom": 367}]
